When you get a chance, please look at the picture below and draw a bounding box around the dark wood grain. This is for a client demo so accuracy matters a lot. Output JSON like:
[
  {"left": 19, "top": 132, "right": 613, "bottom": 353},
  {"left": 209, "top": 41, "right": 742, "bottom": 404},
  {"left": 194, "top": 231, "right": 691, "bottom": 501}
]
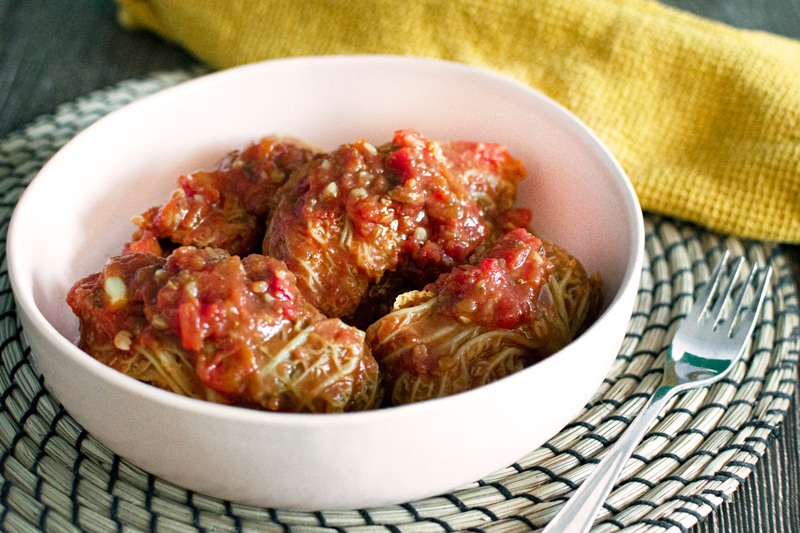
[
  {"left": 0, "top": 0, "right": 196, "bottom": 139},
  {"left": 0, "top": 1, "right": 797, "bottom": 531},
  {"left": 663, "top": 0, "right": 800, "bottom": 39}
]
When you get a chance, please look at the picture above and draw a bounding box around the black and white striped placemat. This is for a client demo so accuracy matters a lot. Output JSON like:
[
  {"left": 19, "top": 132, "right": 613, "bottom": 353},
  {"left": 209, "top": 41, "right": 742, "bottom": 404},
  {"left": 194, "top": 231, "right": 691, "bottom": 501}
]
[{"left": 0, "top": 71, "right": 796, "bottom": 532}]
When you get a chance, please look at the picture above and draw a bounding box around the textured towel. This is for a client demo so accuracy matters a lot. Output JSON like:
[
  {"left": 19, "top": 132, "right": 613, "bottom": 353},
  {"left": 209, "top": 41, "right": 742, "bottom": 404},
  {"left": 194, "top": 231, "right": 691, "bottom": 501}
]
[{"left": 116, "top": 0, "right": 800, "bottom": 243}]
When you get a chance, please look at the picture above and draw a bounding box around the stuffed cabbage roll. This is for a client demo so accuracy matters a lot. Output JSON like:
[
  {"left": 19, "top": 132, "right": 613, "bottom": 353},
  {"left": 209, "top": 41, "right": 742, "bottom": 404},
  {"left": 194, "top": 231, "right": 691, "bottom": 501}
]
[
  {"left": 366, "top": 228, "right": 602, "bottom": 406},
  {"left": 264, "top": 129, "right": 528, "bottom": 324},
  {"left": 125, "top": 137, "right": 318, "bottom": 257},
  {"left": 67, "top": 247, "right": 382, "bottom": 413}
]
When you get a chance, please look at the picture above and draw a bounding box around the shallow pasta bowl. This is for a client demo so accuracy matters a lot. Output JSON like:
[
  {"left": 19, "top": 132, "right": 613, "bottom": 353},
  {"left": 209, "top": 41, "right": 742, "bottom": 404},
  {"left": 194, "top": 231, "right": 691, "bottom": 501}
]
[{"left": 7, "top": 56, "right": 644, "bottom": 510}]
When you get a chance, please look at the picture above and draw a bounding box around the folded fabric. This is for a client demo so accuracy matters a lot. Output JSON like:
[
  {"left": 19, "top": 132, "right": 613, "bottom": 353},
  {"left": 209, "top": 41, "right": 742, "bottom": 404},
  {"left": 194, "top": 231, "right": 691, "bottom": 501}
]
[{"left": 116, "top": 0, "right": 800, "bottom": 243}]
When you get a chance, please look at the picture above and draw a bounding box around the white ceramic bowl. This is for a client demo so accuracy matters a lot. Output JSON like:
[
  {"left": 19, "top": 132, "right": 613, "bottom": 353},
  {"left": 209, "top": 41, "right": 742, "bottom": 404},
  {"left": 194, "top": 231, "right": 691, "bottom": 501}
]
[{"left": 8, "top": 56, "right": 644, "bottom": 510}]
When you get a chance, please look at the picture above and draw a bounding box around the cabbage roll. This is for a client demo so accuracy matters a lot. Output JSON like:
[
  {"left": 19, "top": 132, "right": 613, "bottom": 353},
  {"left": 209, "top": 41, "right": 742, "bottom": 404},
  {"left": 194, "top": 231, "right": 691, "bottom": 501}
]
[
  {"left": 366, "top": 228, "right": 602, "bottom": 405},
  {"left": 264, "top": 129, "right": 528, "bottom": 324},
  {"left": 125, "top": 137, "right": 318, "bottom": 257},
  {"left": 67, "top": 247, "right": 382, "bottom": 413}
]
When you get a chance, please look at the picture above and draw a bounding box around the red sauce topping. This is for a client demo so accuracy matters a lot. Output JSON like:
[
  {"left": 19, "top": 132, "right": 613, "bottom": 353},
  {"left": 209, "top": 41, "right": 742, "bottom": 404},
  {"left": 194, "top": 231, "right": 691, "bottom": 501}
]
[
  {"left": 68, "top": 130, "right": 601, "bottom": 410},
  {"left": 125, "top": 138, "right": 317, "bottom": 257},
  {"left": 67, "top": 248, "right": 382, "bottom": 411},
  {"left": 265, "top": 129, "right": 529, "bottom": 321},
  {"left": 432, "top": 228, "right": 552, "bottom": 329}
]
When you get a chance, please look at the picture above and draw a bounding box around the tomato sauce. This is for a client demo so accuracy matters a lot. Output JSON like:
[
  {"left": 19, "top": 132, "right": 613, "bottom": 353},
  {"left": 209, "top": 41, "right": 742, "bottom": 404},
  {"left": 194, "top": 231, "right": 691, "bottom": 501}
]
[
  {"left": 69, "top": 130, "right": 602, "bottom": 411},
  {"left": 266, "top": 129, "right": 530, "bottom": 322},
  {"left": 67, "top": 247, "right": 380, "bottom": 412},
  {"left": 432, "top": 228, "right": 551, "bottom": 329},
  {"left": 125, "top": 137, "right": 317, "bottom": 257}
]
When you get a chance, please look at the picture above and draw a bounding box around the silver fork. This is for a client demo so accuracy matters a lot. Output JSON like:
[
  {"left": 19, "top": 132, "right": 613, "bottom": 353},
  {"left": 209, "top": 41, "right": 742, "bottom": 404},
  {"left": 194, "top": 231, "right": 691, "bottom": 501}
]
[{"left": 542, "top": 251, "right": 772, "bottom": 533}]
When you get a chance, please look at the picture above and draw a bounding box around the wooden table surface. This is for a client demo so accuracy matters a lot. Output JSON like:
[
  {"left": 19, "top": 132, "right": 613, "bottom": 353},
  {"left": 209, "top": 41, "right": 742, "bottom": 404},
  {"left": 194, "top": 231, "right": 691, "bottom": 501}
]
[{"left": 0, "top": 1, "right": 798, "bottom": 531}]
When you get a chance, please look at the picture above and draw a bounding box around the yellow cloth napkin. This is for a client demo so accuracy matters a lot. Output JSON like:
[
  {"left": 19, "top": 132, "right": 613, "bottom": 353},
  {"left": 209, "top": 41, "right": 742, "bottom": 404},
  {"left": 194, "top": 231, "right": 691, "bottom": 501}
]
[{"left": 117, "top": 0, "right": 800, "bottom": 243}]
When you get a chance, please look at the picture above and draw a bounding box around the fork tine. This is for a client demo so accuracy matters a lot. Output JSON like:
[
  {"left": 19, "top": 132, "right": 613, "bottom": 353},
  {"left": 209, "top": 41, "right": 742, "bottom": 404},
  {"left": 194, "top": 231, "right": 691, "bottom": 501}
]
[
  {"left": 686, "top": 250, "right": 730, "bottom": 323},
  {"left": 709, "top": 256, "right": 744, "bottom": 326},
  {"left": 721, "top": 262, "right": 759, "bottom": 336},
  {"left": 732, "top": 265, "right": 772, "bottom": 344}
]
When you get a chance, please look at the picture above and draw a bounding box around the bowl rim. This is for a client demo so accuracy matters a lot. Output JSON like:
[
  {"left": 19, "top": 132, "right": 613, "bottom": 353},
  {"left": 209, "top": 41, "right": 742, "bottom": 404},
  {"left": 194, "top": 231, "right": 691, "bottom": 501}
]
[{"left": 7, "top": 54, "right": 645, "bottom": 427}]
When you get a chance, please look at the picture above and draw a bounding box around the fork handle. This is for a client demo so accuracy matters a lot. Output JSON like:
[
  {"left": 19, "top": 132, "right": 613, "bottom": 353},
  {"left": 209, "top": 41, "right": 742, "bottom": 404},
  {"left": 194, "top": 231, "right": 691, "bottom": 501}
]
[{"left": 542, "top": 384, "right": 676, "bottom": 533}]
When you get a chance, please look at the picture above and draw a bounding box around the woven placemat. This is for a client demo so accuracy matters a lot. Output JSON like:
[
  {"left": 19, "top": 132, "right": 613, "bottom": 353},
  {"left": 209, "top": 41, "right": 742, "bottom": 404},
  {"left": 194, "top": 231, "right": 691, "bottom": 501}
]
[{"left": 0, "top": 72, "right": 797, "bottom": 533}]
